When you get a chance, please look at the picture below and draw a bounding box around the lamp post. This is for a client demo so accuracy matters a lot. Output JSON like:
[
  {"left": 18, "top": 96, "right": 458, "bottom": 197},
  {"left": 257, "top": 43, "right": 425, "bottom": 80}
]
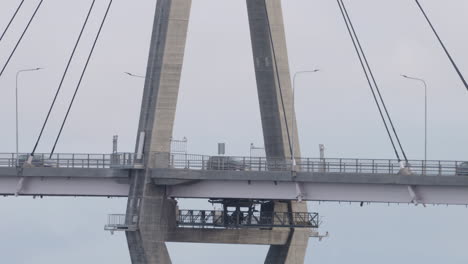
[
  {"left": 401, "top": 74, "right": 427, "bottom": 162},
  {"left": 250, "top": 143, "right": 265, "bottom": 159},
  {"left": 291, "top": 69, "right": 320, "bottom": 168},
  {"left": 16, "top": 67, "right": 43, "bottom": 166},
  {"left": 124, "top": 72, "right": 145, "bottom": 79},
  {"left": 124, "top": 72, "right": 149, "bottom": 161}
]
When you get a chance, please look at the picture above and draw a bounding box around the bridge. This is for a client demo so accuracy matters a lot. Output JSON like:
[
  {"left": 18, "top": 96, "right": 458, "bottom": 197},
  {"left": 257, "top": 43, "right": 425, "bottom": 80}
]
[
  {"left": 1, "top": 0, "right": 467, "bottom": 263},
  {"left": 2, "top": 152, "right": 467, "bottom": 205}
]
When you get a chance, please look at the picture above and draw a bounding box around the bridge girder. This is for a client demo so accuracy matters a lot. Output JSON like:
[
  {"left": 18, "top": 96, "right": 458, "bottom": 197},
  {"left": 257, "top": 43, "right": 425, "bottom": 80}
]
[{"left": 2, "top": 168, "right": 468, "bottom": 206}]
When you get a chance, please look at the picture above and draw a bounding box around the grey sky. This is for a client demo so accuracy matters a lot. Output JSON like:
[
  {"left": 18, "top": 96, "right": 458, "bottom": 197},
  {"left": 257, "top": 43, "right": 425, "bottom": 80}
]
[{"left": 0, "top": 0, "right": 468, "bottom": 263}]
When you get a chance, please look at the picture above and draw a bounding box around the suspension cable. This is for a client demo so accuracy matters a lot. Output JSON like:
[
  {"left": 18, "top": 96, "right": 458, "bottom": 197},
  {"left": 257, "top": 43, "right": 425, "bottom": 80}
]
[
  {"left": 30, "top": 0, "right": 96, "bottom": 157},
  {"left": 415, "top": 0, "right": 468, "bottom": 92},
  {"left": 0, "top": 0, "right": 45, "bottom": 78},
  {"left": 339, "top": 0, "right": 408, "bottom": 162},
  {"left": 337, "top": 0, "right": 403, "bottom": 162},
  {"left": 0, "top": 0, "right": 25, "bottom": 44},
  {"left": 50, "top": 0, "right": 113, "bottom": 156},
  {"left": 263, "top": 0, "right": 294, "bottom": 158}
]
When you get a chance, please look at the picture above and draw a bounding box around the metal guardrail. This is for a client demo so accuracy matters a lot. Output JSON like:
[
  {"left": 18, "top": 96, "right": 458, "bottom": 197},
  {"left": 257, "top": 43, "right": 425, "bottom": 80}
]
[
  {"left": 0, "top": 153, "right": 142, "bottom": 169},
  {"left": 170, "top": 137, "right": 188, "bottom": 154},
  {"left": 104, "top": 214, "right": 137, "bottom": 232},
  {"left": 163, "top": 153, "right": 468, "bottom": 176},
  {"left": 105, "top": 210, "right": 319, "bottom": 231},
  {"left": 1, "top": 151, "right": 467, "bottom": 176},
  {"left": 177, "top": 210, "right": 319, "bottom": 229}
]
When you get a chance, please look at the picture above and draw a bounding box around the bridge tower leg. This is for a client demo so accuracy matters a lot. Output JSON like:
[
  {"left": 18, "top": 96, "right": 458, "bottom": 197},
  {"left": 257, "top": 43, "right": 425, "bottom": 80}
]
[
  {"left": 125, "top": 0, "right": 308, "bottom": 263},
  {"left": 125, "top": 0, "right": 192, "bottom": 263},
  {"left": 246, "top": 0, "right": 309, "bottom": 263}
]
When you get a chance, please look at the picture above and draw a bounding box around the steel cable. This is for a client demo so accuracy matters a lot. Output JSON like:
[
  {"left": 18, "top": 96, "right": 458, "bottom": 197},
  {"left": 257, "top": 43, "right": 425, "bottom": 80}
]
[
  {"left": 50, "top": 0, "right": 113, "bottom": 156},
  {"left": 415, "top": 0, "right": 468, "bottom": 92},
  {"left": 339, "top": 0, "right": 408, "bottom": 162},
  {"left": 0, "top": 0, "right": 45, "bottom": 78},
  {"left": 337, "top": 0, "right": 405, "bottom": 162},
  {"left": 30, "top": 0, "right": 96, "bottom": 157},
  {"left": 0, "top": 0, "right": 25, "bottom": 44}
]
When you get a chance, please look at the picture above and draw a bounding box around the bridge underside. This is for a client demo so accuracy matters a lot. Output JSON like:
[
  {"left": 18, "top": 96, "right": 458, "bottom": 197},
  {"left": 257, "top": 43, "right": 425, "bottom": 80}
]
[
  {"left": 167, "top": 180, "right": 468, "bottom": 205},
  {"left": 0, "top": 168, "right": 130, "bottom": 197},
  {"left": 2, "top": 168, "right": 468, "bottom": 205},
  {"left": 166, "top": 228, "right": 308, "bottom": 245}
]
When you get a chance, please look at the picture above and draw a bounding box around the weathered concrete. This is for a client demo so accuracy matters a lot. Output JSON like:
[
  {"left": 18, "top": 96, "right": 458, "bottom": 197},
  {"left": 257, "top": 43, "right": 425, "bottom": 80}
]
[
  {"left": 125, "top": 1, "right": 192, "bottom": 263},
  {"left": 246, "top": 1, "right": 309, "bottom": 263},
  {"left": 127, "top": 0, "right": 309, "bottom": 261},
  {"left": 167, "top": 228, "right": 294, "bottom": 245},
  {"left": 247, "top": 0, "right": 299, "bottom": 160}
]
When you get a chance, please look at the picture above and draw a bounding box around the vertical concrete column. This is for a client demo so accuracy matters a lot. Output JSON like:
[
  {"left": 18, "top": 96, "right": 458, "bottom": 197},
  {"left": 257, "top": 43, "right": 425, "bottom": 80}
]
[
  {"left": 126, "top": 1, "right": 192, "bottom": 264},
  {"left": 246, "top": 1, "right": 309, "bottom": 263},
  {"left": 264, "top": 202, "right": 310, "bottom": 264},
  {"left": 137, "top": 0, "right": 192, "bottom": 156},
  {"left": 246, "top": 0, "right": 300, "bottom": 160}
]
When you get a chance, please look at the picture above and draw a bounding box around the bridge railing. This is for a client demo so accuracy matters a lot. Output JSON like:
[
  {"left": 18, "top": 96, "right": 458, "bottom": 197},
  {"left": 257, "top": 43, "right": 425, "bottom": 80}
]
[
  {"left": 177, "top": 209, "right": 319, "bottom": 229},
  {"left": 104, "top": 214, "right": 137, "bottom": 232},
  {"left": 0, "top": 153, "right": 142, "bottom": 169},
  {"left": 104, "top": 210, "right": 319, "bottom": 231},
  {"left": 2, "top": 151, "right": 466, "bottom": 176},
  {"left": 164, "top": 153, "right": 467, "bottom": 176}
]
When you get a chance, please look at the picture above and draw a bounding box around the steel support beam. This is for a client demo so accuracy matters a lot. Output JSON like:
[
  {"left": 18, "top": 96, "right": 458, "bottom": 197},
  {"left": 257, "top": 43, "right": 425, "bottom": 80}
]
[
  {"left": 0, "top": 176, "right": 129, "bottom": 197},
  {"left": 166, "top": 180, "right": 468, "bottom": 205},
  {"left": 151, "top": 169, "right": 468, "bottom": 187},
  {"left": 2, "top": 168, "right": 468, "bottom": 205},
  {"left": 0, "top": 167, "right": 129, "bottom": 196},
  {"left": 2, "top": 171, "right": 468, "bottom": 205}
]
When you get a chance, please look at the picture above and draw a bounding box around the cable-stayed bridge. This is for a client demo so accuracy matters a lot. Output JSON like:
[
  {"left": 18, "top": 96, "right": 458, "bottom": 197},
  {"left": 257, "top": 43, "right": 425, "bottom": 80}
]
[
  {"left": 1, "top": 152, "right": 468, "bottom": 205},
  {"left": 1, "top": 0, "right": 467, "bottom": 263}
]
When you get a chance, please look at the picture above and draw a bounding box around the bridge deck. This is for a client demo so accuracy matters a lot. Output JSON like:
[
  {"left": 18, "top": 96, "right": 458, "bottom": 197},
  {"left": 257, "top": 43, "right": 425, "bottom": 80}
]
[
  {"left": 2, "top": 152, "right": 466, "bottom": 176},
  {"left": 1, "top": 153, "right": 468, "bottom": 205}
]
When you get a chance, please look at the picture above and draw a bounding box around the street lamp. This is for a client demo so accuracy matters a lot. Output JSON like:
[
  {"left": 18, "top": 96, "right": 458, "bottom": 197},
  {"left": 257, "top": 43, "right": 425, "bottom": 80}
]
[
  {"left": 16, "top": 67, "right": 43, "bottom": 166},
  {"left": 124, "top": 72, "right": 145, "bottom": 79},
  {"left": 291, "top": 69, "right": 320, "bottom": 168},
  {"left": 124, "top": 71, "right": 149, "bottom": 160},
  {"left": 401, "top": 74, "right": 428, "bottom": 162}
]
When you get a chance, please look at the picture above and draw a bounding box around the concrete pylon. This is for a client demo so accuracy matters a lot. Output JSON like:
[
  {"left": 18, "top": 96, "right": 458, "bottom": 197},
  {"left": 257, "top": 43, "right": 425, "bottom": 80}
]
[
  {"left": 125, "top": 0, "right": 192, "bottom": 263},
  {"left": 246, "top": 0, "right": 309, "bottom": 263},
  {"left": 126, "top": 0, "right": 309, "bottom": 263}
]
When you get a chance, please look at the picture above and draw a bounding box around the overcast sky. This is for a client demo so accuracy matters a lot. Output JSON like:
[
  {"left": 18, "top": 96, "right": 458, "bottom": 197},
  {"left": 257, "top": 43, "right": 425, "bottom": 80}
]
[{"left": 1, "top": 0, "right": 468, "bottom": 263}]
